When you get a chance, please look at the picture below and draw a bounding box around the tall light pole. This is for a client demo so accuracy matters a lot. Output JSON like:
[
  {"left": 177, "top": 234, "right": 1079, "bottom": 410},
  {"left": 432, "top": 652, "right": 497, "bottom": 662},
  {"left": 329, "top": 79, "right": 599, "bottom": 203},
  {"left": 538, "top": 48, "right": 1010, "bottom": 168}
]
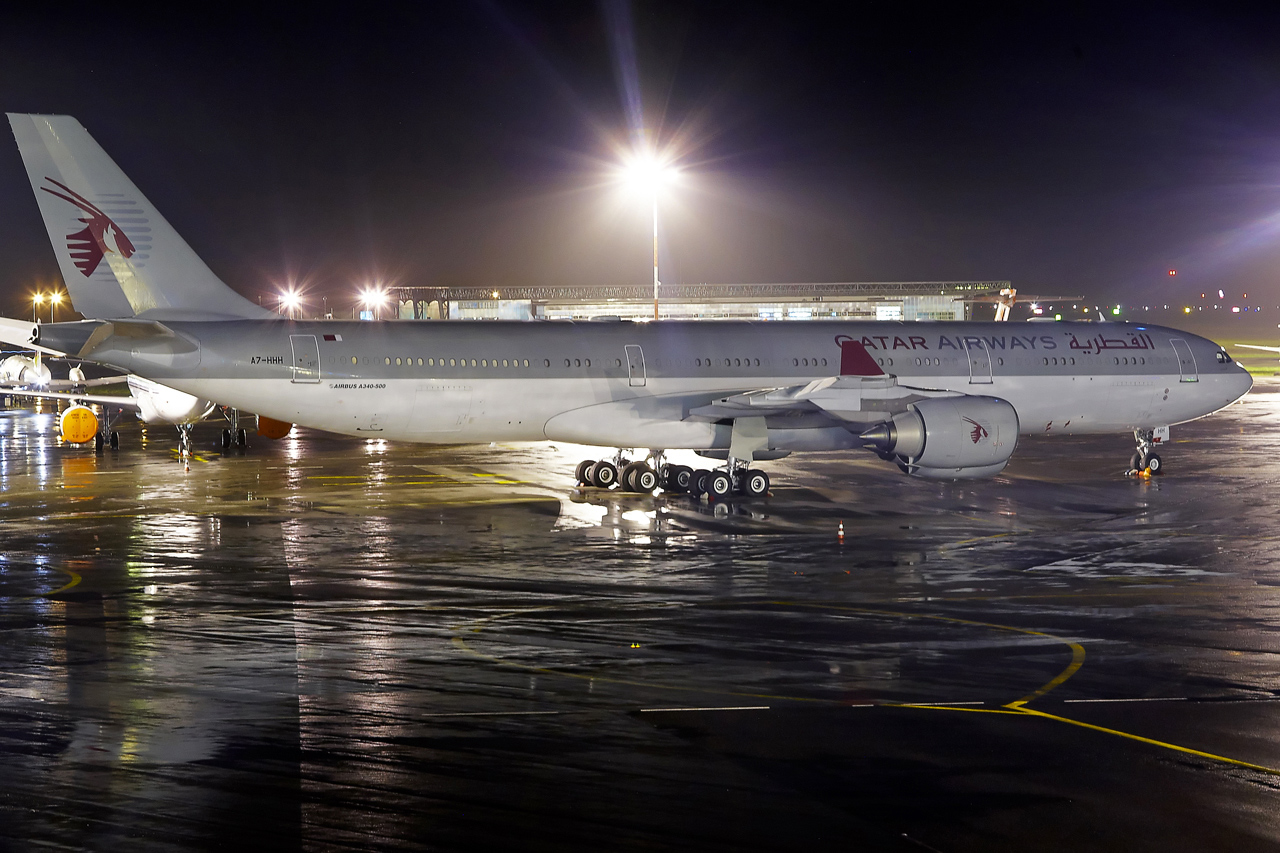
[
  {"left": 32, "top": 292, "right": 44, "bottom": 323},
  {"left": 621, "top": 150, "right": 677, "bottom": 321},
  {"left": 49, "top": 291, "right": 63, "bottom": 324}
]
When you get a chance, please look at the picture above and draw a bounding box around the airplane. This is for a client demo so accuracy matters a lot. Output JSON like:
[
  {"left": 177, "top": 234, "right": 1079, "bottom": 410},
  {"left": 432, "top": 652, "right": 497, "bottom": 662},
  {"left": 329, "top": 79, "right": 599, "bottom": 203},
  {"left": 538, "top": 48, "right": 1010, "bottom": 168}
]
[
  {"left": 0, "top": 113, "right": 1254, "bottom": 497},
  {"left": 0, "top": 354, "right": 279, "bottom": 453}
]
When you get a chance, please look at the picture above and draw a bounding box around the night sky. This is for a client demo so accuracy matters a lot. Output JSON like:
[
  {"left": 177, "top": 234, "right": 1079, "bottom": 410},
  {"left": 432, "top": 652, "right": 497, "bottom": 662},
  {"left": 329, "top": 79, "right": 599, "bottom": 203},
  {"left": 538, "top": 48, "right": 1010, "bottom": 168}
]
[{"left": 2, "top": 2, "right": 1280, "bottom": 332}]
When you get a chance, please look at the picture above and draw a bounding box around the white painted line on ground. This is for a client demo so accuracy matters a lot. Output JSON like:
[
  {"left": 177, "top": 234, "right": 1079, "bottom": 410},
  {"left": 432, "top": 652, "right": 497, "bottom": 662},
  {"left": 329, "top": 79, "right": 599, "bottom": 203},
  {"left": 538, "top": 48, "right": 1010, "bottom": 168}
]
[
  {"left": 900, "top": 701, "right": 985, "bottom": 706},
  {"left": 639, "top": 706, "right": 770, "bottom": 713}
]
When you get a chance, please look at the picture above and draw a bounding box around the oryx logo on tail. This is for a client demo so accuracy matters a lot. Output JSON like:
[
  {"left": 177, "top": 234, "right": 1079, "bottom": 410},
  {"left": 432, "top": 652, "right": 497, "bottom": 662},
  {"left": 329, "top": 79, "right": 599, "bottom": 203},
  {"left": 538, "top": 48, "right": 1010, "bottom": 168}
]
[
  {"left": 40, "top": 177, "right": 135, "bottom": 276},
  {"left": 963, "top": 416, "right": 989, "bottom": 444}
]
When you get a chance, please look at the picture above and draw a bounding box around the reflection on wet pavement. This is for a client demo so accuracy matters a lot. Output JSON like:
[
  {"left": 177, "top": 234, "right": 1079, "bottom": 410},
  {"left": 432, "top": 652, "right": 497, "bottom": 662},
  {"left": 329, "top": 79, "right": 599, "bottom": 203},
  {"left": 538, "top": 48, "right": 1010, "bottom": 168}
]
[{"left": 2, "top": 385, "right": 1280, "bottom": 850}]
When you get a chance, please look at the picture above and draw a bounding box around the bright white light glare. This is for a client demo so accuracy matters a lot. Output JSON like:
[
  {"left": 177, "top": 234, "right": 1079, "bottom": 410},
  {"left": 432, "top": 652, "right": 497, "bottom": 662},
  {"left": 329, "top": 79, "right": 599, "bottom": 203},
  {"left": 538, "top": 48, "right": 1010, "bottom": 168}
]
[
  {"left": 49, "top": 292, "right": 63, "bottom": 305},
  {"left": 360, "top": 286, "right": 389, "bottom": 308},
  {"left": 280, "top": 289, "right": 301, "bottom": 309},
  {"left": 619, "top": 151, "right": 679, "bottom": 194}
]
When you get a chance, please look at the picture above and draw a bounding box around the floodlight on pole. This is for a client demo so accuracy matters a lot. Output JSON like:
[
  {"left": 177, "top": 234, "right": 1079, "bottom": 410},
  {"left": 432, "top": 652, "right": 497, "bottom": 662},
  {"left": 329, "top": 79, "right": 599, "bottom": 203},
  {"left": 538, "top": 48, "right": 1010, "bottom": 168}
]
[
  {"left": 620, "top": 150, "right": 678, "bottom": 321},
  {"left": 49, "top": 291, "right": 63, "bottom": 324},
  {"left": 32, "top": 292, "right": 44, "bottom": 323},
  {"left": 280, "top": 288, "right": 302, "bottom": 319}
]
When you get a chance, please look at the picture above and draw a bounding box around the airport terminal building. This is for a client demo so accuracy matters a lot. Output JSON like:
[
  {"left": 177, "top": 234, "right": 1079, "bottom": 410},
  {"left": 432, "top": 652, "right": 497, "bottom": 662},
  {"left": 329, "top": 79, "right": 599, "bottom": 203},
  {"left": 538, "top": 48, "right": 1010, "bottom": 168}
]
[{"left": 382, "top": 281, "right": 1004, "bottom": 322}]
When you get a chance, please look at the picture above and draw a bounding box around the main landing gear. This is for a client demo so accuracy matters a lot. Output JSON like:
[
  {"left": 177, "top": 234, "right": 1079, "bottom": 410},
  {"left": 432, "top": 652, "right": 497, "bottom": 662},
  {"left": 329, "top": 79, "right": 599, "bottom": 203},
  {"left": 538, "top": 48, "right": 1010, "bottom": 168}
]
[
  {"left": 221, "top": 408, "right": 248, "bottom": 450},
  {"left": 92, "top": 406, "right": 123, "bottom": 453},
  {"left": 1128, "top": 428, "right": 1163, "bottom": 475},
  {"left": 574, "top": 452, "right": 770, "bottom": 500}
]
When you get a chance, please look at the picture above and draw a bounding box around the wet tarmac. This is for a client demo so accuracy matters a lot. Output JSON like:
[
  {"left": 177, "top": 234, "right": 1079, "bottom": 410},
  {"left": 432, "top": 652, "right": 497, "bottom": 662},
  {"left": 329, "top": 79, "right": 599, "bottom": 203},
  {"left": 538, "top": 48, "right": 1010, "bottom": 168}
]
[{"left": 3, "top": 383, "right": 1280, "bottom": 851}]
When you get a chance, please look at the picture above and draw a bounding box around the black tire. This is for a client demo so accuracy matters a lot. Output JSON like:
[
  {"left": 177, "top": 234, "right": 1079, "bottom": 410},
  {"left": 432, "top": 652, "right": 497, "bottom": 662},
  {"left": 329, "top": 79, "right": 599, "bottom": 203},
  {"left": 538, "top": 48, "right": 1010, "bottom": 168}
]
[
  {"left": 634, "top": 464, "right": 658, "bottom": 492},
  {"left": 671, "top": 465, "right": 693, "bottom": 493},
  {"left": 592, "top": 460, "right": 618, "bottom": 488},
  {"left": 109, "top": 431, "right": 120, "bottom": 450},
  {"left": 691, "top": 469, "right": 710, "bottom": 497},
  {"left": 620, "top": 461, "right": 641, "bottom": 492},
  {"left": 236, "top": 428, "right": 247, "bottom": 447},
  {"left": 1130, "top": 451, "right": 1144, "bottom": 471},
  {"left": 743, "top": 469, "right": 770, "bottom": 497},
  {"left": 94, "top": 433, "right": 104, "bottom": 453},
  {"left": 706, "top": 471, "right": 732, "bottom": 500},
  {"left": 1145, "top": 452, "right": 1163, "bottom": 474},
  {"left": 222, "top": 429, "right": 232, "bottom": 449},
  {"left": 576, "top": 460, "right": 595, "bottom": 484}
]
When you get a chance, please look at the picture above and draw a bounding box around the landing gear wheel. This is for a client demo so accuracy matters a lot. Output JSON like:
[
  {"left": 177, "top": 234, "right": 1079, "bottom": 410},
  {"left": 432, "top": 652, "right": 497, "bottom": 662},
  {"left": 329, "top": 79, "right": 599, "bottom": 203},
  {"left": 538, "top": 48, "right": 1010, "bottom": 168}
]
[
  {"left": 94, "top": 433, "right": 104, "bottom": 453},
  {"left": 222, "top": 429, "right": 232, "bottom": 450},
  {"left": 591, "top": 460, "right": 617, "bottom": 489},
  {"left": 668, "top": 465, "right": 693, "bottom": 493},
  {"left": 1130, "top": 452, "right": 1144, "bottom": 472},
  {"left": 742, "top": 469, "right": 770, "bottom": 497},
  {"left": 706, "top": 471, "right": 732, "bottom": 500},
  {"left": 1145, "top": 452, "right": 1162, "bottom": 474},
  {"left": 690, "top": 469, "right": 711, "bottom": 497},
  {"left": 621, "top": 461, "right": 643, "bottom": 492},
  {"left": 633, "top": 464, "right": 658, "bottom": 492},
  {"left": 576, "top": 460, "right": 596, "bottom": 485},
  {"left": 236, "top": 428, "right": 247, "bottom": 448},
  {"left": 109, "top": 431, "right": 120, "bottom": 450}
]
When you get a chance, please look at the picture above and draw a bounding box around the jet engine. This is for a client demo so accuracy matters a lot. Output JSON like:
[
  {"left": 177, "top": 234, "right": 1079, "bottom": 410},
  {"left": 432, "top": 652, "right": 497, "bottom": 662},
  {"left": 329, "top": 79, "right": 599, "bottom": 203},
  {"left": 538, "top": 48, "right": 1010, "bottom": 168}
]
[
  {"left": 59, "top": 404, "right": 99, "bottom": 444},
  {"left": 127, "top": 375, "right": 216, "bottom": 425},
  {"left": 0, "top": 354, "right": 51, "bottom": 387},
  {"left": 860, "top": 396, "right": 1019, "bottom": 479}
]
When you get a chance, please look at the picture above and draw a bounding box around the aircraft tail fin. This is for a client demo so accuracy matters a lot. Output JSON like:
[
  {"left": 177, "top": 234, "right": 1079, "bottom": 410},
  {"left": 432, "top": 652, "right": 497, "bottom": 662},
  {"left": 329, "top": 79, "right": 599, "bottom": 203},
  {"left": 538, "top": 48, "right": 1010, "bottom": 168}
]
[{"left": 7, "top": 113, "right": 273, "bottom": 320}]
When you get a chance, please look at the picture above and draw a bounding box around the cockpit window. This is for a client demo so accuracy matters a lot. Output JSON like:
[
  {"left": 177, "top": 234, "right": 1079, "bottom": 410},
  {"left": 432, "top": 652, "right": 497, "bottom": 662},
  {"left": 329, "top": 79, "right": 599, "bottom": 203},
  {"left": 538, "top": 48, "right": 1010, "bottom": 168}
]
[{"left": 1215, "top": 350, "right": 1231, "bottom": 364}]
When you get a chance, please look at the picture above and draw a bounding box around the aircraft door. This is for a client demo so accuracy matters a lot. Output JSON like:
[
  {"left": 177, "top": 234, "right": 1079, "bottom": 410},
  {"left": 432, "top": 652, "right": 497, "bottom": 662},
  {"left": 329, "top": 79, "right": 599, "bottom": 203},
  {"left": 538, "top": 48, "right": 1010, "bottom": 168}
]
[
  {"left": 967, "top": 339, "right": 993, "bottom": 384},
  {"left": 290, "top": 334, "right": 320, "bottom": 383},
  {"left": 625, "top": 345, "right": 646, "bottom": 387},
  {"left": 1170, "top": 339, "right": 1198, "bottom": 382}
]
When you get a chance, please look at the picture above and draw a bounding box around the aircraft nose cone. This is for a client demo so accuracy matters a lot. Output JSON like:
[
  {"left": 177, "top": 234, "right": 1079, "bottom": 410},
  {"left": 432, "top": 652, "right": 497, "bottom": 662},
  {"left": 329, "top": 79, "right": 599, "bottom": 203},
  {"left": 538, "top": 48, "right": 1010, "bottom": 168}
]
[{"left": 1231, "top": 365, "right": 1254, "bottom": 403}]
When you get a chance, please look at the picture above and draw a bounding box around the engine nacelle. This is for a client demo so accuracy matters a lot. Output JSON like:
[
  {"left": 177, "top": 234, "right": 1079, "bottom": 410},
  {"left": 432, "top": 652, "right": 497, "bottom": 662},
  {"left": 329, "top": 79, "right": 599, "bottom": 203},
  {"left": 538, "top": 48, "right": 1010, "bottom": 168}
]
[
  {"left": 127, "top": 375, "right": 216, "bottom": 425},
  {"left": 0, "top": 355, "right": 51, "bottom": 387},
  {"left": 861, "top": 396, "right": 1019, "bottom": 479}
]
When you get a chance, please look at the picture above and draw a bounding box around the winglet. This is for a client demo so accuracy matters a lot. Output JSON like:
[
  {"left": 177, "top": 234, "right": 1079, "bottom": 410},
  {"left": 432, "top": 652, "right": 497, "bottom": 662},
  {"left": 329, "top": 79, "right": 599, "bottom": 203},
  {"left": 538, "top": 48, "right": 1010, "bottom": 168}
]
[{"left": 839, "top": 339, "right": 885, "bottom": 376}]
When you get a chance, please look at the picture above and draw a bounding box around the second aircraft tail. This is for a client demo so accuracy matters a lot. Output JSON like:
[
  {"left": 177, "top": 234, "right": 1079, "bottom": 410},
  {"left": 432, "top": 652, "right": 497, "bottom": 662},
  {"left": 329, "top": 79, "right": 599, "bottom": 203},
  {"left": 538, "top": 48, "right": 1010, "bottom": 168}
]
[{"left": 7, "top": 113, "right": 273, "bottom": 321}]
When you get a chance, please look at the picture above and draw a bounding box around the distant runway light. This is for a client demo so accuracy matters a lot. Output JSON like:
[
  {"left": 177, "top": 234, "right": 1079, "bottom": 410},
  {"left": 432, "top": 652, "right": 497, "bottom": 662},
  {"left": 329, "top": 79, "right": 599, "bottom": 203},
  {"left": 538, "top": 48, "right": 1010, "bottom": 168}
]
[{"left": 1168, "top": 269, "right": 1176, "bottom": 276}]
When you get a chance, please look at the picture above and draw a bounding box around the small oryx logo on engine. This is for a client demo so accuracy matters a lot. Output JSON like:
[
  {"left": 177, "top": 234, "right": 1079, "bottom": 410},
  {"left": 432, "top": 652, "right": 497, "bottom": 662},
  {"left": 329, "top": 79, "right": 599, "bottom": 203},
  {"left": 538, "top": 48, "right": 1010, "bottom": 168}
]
[{"left": 963, "top": 417, "right": 989, "bottom": 444}]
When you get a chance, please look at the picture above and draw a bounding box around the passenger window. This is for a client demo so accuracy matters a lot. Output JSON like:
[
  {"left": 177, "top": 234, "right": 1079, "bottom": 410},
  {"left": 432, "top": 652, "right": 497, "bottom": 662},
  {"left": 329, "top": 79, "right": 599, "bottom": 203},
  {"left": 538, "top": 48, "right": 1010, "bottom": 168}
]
[
  {"left": 821, "top": 358, "right": 828, "bottom": 367},
  {"left": 574, "top": 359, "right": 581, "bottom": 367},
  {"left": 470, "top": 359, "right": 477, "bottom": 367},
  {"left": 395, "top": 357, "right": 402, "bottom": 366},
  {"left": 449, "top": 358, "right": 456, "bottom": 367},
  {"left": 543, "top": 359, "right": 550, "bottom": 367},
  {"left": 384, "top": 357, "right": 391, "bottom": 365},
  {"left": 502, "top": 359, "right": 508, "bottom": 367},
  {"left": 351, "top": 356, "right": 357, "bottom": 365},
  {"left": 585, "top": 359, "right": 591, "bottom": 367}
]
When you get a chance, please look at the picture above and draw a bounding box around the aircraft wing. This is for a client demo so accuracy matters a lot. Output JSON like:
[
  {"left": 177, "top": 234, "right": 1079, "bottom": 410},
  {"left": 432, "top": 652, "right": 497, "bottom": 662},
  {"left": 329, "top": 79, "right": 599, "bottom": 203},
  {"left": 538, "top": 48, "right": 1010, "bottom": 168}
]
[
  {"left": 686, "top": 374, "right": 958, "bottom": 425},
  {"left": 0, "top": 387, "right": 140, "bottom": 411},
  {"left": 45, "top": 376, "right": 129, "bottom": 389}
]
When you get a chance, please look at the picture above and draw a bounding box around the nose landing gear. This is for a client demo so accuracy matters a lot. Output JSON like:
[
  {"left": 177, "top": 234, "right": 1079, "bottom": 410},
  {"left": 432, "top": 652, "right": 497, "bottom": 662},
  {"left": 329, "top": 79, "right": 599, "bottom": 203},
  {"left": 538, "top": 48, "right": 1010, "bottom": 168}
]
[{"left": 1128, "top": 428, "right": 1164, "bottom": 475}]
